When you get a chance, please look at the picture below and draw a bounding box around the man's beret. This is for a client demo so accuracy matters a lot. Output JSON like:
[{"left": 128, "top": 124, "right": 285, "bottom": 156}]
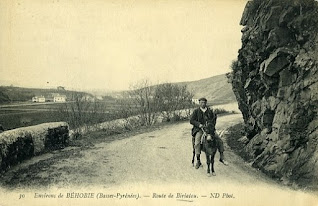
[{"left": 199, "top": 97, "right": 207, "bottom": 102}]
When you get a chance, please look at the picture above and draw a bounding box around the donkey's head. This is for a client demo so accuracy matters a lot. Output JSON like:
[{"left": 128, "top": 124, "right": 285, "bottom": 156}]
[{"left": 204, "top": 122, "right": 215, "bottom": 135}]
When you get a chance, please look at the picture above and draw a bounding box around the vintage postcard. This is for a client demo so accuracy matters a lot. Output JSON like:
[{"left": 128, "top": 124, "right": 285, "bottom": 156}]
[{"left": 0, "top": 0, "right": 317, "bottom": 205}]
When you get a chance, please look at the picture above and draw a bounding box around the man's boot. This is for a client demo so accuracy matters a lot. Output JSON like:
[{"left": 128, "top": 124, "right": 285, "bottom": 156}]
[
  {"left": 195, "top": 161, "right": 202, "bottom": 169},
  {"left": 219, "top": 152, "right": 229, "bottom": 166},
  {"left": 195, "top": 155, "right": 202, "bottom": 169}
]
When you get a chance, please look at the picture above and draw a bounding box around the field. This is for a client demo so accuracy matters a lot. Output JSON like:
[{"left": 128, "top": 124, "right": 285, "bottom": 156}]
[{"left": 0, "top": 100, "right": 124, "bottom": 130}]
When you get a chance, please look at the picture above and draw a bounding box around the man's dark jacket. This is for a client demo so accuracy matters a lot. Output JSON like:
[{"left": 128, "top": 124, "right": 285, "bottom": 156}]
[{"left": 190, "top": 107, "right": 217, "bottom": 137}]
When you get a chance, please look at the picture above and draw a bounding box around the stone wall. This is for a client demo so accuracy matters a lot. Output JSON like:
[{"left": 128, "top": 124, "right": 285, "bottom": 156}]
[
  {"left": 0, "top": 122, "right": 69, "bottom": 172},
  {"left": 228, "top": 0, "right": 318, "bottom": 188}
]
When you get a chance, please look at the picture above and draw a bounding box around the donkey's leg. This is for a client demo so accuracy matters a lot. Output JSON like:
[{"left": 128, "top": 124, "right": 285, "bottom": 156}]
[
  {"left": 211, "top": 151, "right": 216, "bottom": 176},
  {"left": 192, "top": 136, "right": 195, "bottom": 166},
  {"left": 192, "top": 147, "right": 195, "bottom": 166},
  {"left": 206, "top": 153, "right": 211, "bottom": 176}
]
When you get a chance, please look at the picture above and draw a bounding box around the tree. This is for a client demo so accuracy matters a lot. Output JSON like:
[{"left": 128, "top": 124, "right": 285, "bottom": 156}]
[
  {"left": 128, "top": 79, "right": 159, "bottom": 126},
  {"left": 154, "top": 83, "right": 193, "bottom": 121},
  {"left": 58, "top": 92, "right": 108, "bottom": 134}
]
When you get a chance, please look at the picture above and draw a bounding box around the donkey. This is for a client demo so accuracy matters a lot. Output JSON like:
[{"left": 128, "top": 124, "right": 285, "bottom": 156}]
[{"left": 192, "top": 126, "right": 218, "bottom": 176}]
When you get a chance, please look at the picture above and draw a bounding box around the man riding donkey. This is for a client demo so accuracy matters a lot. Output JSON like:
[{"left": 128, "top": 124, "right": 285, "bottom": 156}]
[{"left": 190, "top": 97, "right": 228, "bottom": 169}]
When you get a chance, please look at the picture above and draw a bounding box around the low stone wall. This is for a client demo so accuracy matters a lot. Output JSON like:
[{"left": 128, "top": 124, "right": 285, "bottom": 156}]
[
  {"left": 68, "top": 108, "right": 194, "bottom": 139},
  {"left": 0, "top": 122, "right": 69, "bottom": 172}
]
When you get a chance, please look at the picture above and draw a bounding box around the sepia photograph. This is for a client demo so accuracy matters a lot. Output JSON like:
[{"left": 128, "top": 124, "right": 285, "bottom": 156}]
[{"left": 0, "top": 0, "right": 317, "bottom": 205}]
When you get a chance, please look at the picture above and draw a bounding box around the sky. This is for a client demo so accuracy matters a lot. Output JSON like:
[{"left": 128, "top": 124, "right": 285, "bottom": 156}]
[{"left": 0, "top": 0, "right": 247, "bottom": 91}]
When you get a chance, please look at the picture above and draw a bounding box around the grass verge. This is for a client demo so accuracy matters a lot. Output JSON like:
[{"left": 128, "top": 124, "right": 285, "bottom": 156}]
[{"left": 225, "top": 122, "right": 253, "bottom": 162}]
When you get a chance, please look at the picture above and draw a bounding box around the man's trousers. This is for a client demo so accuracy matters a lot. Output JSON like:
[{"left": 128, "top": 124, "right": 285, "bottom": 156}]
[{"left": 193, "top": 131, "right": 224, "bottom": 155}]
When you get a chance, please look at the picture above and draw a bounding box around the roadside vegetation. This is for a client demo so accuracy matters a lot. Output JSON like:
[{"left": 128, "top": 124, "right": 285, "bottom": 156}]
[{"left": 225, "top": 123, "right": 253, "bottom": 162}]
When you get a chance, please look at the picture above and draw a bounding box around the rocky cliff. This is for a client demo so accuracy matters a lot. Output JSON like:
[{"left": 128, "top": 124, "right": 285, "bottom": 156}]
[{"left": 228, "top": 0, "right": 318, "bottom": 188}]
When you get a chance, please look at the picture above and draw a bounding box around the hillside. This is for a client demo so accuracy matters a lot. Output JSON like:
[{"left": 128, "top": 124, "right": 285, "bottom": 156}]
[
  {"left": 0, "top": 86, "right": 91, "bottom": 103},
  {"left": 101, "top": 74, "right": 237, "bottom": 105},
  {"left": 174, "top": 74, "right": 237, "bottom": 105}
]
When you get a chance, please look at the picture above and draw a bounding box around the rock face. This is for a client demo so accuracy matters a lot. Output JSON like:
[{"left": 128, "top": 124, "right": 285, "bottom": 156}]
[{"left": 228, "top": 0, "right": 318, "bottom": 188}]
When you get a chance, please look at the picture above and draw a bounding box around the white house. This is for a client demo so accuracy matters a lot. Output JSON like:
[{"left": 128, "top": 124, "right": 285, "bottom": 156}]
[
  {"left": 53, "top": 94, "right": 66, "bottom": 102},
  {"left": 81, "top": 95, "right": 95, "bottom": 102},
  {"left": 95, "top": 96, "right": 103, "bottom": 101},
  {"left": 32, "top": 96, "right": 46, "bottom": 103},
  {"left": 191, "top": 98, "right": 199, "bottom": 105}
]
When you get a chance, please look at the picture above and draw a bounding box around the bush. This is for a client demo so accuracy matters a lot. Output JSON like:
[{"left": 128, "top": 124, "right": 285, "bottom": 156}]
[{"left": 214, "top": 108, "right": 231, "bottom": 115}]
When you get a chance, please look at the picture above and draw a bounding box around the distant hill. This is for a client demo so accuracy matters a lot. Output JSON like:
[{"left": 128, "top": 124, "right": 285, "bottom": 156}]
[
  {"left": 174, "top": 74, "right": 236, "bottom": 105},
  {"left": 45, "top": 74, "right": 236, "bottom": 106},
  {"left": 107, "top": 74, "right": 237, "bottom": 105},
  {"left": 100, "top": 74, "right": 236, "bottom": 105},
  {"left": 0, "top": 86, "right": 92, "bottom": 103}
]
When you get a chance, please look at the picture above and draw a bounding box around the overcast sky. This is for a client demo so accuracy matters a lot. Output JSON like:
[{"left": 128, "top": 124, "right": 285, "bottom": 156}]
[{"left": 0, "top": 0, "right": 247, "bottom": 91}]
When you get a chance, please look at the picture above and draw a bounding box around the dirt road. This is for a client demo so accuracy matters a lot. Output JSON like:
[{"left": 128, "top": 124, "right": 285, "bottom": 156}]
[{"left": 0, "top": 114, "right": 317, "bottom": 206}]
